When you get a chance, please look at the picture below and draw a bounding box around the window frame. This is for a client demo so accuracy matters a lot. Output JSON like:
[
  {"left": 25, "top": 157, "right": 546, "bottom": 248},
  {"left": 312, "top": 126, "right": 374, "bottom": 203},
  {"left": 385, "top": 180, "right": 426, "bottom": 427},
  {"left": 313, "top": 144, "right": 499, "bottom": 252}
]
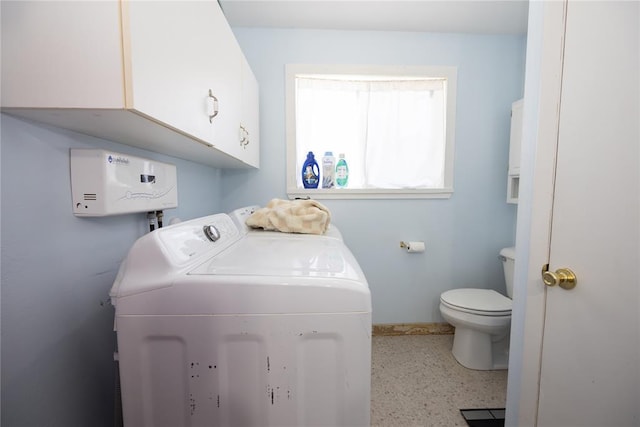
[{"left": 285, "top": 64, "right": 457, "bottom": 199}]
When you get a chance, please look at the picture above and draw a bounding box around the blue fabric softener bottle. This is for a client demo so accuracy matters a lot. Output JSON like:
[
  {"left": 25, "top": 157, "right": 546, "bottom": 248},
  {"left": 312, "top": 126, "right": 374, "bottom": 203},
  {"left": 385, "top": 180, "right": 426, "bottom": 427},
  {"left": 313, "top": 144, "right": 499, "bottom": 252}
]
[{"left": 302, "top": 151, "right": 320, "bottom": 188}]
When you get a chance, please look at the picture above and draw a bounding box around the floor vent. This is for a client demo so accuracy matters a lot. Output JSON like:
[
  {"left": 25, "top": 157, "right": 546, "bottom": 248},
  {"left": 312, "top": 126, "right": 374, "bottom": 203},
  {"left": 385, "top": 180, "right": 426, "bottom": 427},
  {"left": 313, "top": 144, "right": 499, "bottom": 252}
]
[{"left": 460, "top": 408, "right": 505, "bottom": 427}]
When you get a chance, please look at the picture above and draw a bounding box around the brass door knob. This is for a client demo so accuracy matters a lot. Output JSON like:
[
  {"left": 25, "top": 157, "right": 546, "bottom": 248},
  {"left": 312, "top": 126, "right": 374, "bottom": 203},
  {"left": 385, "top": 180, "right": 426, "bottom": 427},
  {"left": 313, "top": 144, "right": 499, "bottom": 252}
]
[{"left": 542, "top": 268, "right": 577, "bottom": 290}]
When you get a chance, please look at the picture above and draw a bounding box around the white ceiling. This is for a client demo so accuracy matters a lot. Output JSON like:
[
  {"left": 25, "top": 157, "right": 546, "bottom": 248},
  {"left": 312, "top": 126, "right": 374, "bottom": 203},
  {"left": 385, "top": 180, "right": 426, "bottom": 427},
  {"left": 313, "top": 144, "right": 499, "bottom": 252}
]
[{"left": 219, "top": 0, "right": 529, "bottom": 34}]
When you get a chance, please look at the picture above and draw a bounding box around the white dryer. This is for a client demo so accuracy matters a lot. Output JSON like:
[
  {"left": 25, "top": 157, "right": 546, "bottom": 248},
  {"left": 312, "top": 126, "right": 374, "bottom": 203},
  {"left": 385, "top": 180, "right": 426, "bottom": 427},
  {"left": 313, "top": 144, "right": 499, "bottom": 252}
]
[{"left": 110, "top": 207, "right": 372, "bottom": 427}]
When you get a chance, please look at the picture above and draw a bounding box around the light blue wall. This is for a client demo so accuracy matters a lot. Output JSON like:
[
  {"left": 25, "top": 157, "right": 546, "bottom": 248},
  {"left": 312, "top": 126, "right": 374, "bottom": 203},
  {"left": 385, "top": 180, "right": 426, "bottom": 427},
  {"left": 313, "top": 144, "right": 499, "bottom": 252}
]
[
  {"left": 0, "top": 27, "right": 526, "bottom": 426},
  {"left": 223, "top": 28, "right": 526, "bottom": 324},
  {"left": 0, "top": 114, "right": 222, "bottom": 426}
]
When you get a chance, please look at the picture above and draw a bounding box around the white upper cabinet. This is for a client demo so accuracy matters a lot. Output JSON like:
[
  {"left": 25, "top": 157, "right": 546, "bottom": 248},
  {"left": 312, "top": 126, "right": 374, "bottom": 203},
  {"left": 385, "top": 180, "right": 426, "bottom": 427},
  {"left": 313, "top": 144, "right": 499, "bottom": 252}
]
[
  {"left": 508, "top": 99, "right": 524, "bottom": 175},
  {"left": 1, "top": 0, "right": 258, "bottom": 169},
  {"left": 507, "top": 98, "right": 523, "bottom": 204}
]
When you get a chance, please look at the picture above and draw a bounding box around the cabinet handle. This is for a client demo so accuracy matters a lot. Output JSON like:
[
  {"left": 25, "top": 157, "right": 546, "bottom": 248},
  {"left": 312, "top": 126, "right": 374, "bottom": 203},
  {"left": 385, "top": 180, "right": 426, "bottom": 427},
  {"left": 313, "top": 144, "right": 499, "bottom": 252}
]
[
  {"left": 208, "top": 90, "right": 219, "bottom": 123},
  {"left": 239, "top": 125, "right": 249, "bottom": 148}
]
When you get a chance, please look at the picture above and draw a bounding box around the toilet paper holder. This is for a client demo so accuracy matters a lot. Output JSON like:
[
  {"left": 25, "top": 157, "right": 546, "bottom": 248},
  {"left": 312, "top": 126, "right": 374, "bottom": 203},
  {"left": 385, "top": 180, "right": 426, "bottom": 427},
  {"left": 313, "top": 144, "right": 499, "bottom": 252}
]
[{"left": 399, "top": 241, "right": 425, "bottom": 253}]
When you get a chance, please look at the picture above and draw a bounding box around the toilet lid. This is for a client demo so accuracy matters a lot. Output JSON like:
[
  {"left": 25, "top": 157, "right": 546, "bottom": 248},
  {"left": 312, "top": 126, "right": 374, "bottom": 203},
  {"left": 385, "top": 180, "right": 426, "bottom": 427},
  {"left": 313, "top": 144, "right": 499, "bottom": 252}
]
[{"left": 440, "top": 289, "right": 512, "bottom": 314}]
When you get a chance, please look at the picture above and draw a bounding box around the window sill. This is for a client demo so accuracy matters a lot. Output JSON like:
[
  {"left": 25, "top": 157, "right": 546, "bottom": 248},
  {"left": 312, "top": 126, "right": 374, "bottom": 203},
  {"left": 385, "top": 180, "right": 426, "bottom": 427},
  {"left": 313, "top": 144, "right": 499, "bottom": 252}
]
[{"left": 287, "top": 188, "right": 453, "bottom": 200}]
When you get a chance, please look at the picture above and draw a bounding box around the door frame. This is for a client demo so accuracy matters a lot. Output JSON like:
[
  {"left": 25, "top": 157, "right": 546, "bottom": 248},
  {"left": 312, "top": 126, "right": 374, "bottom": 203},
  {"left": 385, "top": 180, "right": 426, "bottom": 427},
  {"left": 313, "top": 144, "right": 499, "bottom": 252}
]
[{"left": 505, "top": 1, "right": 568, "bottom": 425}]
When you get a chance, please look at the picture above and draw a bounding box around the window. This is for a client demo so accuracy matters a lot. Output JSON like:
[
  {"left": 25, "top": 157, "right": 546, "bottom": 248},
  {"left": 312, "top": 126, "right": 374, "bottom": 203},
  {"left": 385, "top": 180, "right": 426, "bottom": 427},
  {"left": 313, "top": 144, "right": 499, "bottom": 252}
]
[{"left": 286, "top": 64, "right": 457, "bottom": 199}]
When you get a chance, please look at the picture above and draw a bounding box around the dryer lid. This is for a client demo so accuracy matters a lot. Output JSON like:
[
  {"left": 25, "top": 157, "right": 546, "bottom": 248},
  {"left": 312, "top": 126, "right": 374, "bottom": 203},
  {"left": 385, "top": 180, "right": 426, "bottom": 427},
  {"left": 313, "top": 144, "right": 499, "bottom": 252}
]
[{"left": 440, "top": 288, "right": 512, "bottom": 313}]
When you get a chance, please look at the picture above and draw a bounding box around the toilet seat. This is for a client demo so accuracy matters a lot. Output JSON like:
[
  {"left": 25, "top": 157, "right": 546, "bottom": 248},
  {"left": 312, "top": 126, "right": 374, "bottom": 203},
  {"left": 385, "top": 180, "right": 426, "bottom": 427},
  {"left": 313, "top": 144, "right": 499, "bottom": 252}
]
[{"left": 440, "top": 288, "right": 511, "bottom": 316}]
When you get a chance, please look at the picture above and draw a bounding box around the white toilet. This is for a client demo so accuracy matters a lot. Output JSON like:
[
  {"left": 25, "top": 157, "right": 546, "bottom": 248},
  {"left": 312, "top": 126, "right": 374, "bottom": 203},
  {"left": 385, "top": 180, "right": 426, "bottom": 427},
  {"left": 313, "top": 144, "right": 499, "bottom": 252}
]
[{"left": 439, "top": 247, "right": 515, "bottom": 370}]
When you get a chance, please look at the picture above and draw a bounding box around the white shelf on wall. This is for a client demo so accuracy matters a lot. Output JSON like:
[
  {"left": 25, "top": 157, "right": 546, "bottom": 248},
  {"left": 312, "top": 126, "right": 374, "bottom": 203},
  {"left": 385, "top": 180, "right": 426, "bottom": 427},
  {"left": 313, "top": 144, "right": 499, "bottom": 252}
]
[
  {"left": 507, "top": 98, "right": 523, "bottom": 204},
  {"left": 507, "top": 174, "right": 520, "bottom": 204}
]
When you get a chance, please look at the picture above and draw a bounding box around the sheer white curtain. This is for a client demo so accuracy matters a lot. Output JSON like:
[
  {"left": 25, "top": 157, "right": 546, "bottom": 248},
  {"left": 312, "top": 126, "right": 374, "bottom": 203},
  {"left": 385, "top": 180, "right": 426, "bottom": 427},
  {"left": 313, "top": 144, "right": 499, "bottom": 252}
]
[{"left": 296, "top": 76, "right": 446, "bottom": 189}]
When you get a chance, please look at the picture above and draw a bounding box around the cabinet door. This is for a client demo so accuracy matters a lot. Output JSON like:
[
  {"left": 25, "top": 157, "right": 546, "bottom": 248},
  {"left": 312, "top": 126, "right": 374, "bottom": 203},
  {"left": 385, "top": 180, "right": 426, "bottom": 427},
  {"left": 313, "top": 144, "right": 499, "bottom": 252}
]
[
  {"left": 239, "top": 55, "right": 260, "bottom": 168},
  {"left": 205, "top": 4, "right": 242, "bottom": 155},
  {"left": 1, "top": 0, "right": 124, "bottom": 109},
  {"left": 123, "top": 0, "right": 240, "bottom": 148}
]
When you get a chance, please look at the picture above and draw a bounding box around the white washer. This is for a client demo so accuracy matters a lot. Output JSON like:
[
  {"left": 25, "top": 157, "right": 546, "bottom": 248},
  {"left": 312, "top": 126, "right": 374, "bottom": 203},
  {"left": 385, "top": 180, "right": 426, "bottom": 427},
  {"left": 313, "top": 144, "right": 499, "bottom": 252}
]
[{"left": 110, "top": 207, "right": 372, "bottom": 427}]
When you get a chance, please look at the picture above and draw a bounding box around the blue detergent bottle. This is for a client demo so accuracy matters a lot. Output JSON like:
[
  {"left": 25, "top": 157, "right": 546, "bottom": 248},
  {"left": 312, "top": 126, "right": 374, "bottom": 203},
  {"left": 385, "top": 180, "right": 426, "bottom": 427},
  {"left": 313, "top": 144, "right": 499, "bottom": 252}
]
[{"left": 302, "top": 151, "right": 319, "bottom": 188}]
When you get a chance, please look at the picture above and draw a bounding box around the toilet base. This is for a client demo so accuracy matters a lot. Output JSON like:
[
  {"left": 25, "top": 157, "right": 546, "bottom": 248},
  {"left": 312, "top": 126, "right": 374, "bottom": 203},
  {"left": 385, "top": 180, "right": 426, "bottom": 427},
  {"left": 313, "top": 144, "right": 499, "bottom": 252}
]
[{"left": 451, "top": 326, "right": 510, "bottom": 370}]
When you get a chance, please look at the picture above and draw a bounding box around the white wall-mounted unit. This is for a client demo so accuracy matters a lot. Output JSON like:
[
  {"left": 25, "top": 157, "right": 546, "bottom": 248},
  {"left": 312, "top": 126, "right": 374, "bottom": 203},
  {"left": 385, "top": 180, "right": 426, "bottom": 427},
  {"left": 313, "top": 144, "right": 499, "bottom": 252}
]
[
  {"left": 70, "top": 149, "right": 177, "bottom": 217},
  {"left": 507, "top": 98, "right": 523, "bottom": 204}
]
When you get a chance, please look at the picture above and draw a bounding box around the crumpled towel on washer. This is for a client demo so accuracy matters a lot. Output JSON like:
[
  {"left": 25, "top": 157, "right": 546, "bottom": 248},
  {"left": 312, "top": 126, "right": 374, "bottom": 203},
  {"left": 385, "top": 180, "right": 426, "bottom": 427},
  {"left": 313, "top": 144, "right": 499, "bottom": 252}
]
[{"left": 245, "top": 198, "right": 331, "bottom": 235}]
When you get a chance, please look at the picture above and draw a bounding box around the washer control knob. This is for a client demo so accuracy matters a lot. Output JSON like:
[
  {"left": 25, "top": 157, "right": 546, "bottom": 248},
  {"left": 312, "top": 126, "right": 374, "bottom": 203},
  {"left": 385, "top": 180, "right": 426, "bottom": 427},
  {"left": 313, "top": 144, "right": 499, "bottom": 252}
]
[{"left": 203, "top": 224, "right": 221, "bottom": 242}]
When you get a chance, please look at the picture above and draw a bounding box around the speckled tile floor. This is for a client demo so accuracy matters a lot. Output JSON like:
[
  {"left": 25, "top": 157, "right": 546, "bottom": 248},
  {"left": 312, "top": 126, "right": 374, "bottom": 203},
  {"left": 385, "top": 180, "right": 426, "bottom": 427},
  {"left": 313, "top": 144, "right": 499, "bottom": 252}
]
[{"left": 371, "top": 335, "right": 508, "bottom": 427}]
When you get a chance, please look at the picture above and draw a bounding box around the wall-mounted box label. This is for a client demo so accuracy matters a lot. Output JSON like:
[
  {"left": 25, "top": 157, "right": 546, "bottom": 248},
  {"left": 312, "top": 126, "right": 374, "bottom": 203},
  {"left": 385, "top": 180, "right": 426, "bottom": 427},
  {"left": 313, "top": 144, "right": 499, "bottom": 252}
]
[{"left": 70, "top": 149, "right": 178, "bottom": 216}]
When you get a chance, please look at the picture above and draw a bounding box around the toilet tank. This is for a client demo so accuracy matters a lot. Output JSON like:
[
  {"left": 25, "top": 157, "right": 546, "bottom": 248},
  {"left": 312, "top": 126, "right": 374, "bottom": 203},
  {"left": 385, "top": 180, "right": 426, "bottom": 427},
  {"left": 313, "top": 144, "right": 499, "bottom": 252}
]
[{"left": 500, "top": 247, "right": 516, "bottom": 298}]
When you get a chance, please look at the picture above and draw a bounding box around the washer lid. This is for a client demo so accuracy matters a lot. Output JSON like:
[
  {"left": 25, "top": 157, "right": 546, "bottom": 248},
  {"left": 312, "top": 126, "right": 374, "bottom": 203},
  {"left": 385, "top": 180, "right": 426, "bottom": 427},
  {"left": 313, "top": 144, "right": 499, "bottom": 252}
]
[
  {"left": 189, "top": 232, "right": 361, "bottom": 280},
  {"left": 440, "top": 289, "right": 512, "bottom": 313}
]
